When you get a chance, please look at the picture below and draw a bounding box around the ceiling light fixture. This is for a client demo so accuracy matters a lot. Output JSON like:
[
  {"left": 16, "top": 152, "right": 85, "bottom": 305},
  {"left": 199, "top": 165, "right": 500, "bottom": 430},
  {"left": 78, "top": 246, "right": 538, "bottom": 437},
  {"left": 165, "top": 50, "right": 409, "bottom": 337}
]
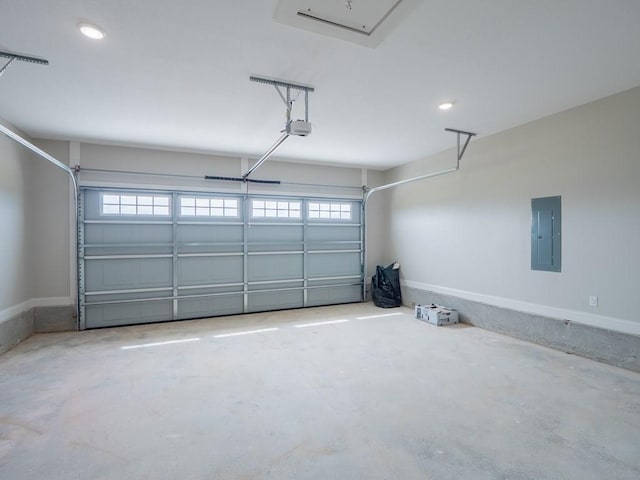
[
  {"left": 78, "top": 22, "right": 106, "bottom": 40},
  {"left": 438, "top": 102, "right": 454, "bottom": 110}
]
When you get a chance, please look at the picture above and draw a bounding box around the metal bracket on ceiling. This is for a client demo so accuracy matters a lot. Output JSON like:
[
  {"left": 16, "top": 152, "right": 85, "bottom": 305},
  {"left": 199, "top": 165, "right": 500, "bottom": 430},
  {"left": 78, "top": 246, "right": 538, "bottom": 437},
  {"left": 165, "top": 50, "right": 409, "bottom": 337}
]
[
  {"left": 0, "top": 50, "right": 49, "bottom": 78},
  {"left": 242, "top": 76, "right": 315, "bottom": 180},
  {"left": 445, "top": 128, "right": 477, "bottom": 162},
  {"left": 249, "top": 75, "right": 314, "bottom": 123}
]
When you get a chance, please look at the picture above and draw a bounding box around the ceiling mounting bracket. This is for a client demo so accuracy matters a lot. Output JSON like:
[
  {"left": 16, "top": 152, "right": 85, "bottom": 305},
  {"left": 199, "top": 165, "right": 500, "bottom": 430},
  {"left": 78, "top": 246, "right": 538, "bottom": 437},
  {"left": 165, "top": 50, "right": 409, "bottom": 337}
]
[
  {"left": 249, "top": 75, "right": 314, "bottom": 123},
  {"left": 242, "top": 76, "right": 315, "bottom": 180},
  {"left": 445, "top": 128, "right": 477, "bottom": 161},
  {"left": 0, "top": 50, "right": 49, "bottom": 78}
]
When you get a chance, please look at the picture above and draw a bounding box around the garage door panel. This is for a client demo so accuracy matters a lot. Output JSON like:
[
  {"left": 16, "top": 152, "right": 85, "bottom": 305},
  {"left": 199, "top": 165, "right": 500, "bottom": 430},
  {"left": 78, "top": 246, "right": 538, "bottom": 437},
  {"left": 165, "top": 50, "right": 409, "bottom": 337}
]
[
  {"left": 178, "top": 225, "right": 243, "bottom": 254},
  {"left": 178, "top": 284, "right": 243, "bottom": 296},
  {"left": 85, "top": 300, "right": 173, "bottom": 328},
  {"left": 308, "top": 285, "right": 361, "bottom": 307},
  {"left": 85, "top": 245, "right": 172, "bottom": 256},
  {"left": 85, "top": 289, "right": 172, "bottom": 304},
  {"left": 247, "top": 280, "right": 303, "bottom": 291},
  {"left": 248, "top": 290, "right": 303, "bottom": 312},
  {"left": 85, "top": 224, "right": 172, "bottom": 245},
  {"left": 306, "top": 225, "right": 360, "bottom": 242},
  {"left": 177, "top": 256, "right": 243, "bottom": 286},
  {"left": 177, "top": 295, "right": 243, "bottom": 319},
  {"left": 308, "top": 252, "right": 361, "bottom": 277},
  {"left": 85, "top": 258, "right": 173, "bottom": 291},
  {"left": 248, "top": 225, "right": 303, "bottom": 243},
  {"left": 248, "top": 254, "right": 303, "bottom": 282}
]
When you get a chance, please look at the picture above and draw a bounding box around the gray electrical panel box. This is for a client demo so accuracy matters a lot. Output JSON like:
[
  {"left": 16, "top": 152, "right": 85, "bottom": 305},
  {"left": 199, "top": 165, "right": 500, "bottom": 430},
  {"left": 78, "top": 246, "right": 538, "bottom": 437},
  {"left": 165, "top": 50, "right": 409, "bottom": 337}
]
[{"left": 531, "top": 196, "right": 561, "bottom": 272}]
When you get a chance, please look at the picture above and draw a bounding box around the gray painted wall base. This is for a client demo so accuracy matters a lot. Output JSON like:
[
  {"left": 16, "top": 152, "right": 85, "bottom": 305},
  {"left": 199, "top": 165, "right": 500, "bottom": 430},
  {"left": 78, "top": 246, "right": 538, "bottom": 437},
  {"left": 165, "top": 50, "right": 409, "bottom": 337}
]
[
  {"left": 403, "top": 286, "right": 640, "bottom": 373},
  {"left": 0, "top": 309, "right": 34, "bottom": 356},
  {"left": 0, "top": 304, "right": 76, "bottom": 357},
  {"left": 34, "top": 305, "right": 77, "bottom": 333}
]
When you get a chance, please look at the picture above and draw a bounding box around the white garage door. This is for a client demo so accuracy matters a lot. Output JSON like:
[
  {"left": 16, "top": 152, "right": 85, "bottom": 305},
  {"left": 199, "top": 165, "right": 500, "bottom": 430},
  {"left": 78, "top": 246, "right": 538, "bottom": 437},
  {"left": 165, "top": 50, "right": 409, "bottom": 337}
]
[{"left": 79, "top": 188, "right": 363, "bottom": 329}]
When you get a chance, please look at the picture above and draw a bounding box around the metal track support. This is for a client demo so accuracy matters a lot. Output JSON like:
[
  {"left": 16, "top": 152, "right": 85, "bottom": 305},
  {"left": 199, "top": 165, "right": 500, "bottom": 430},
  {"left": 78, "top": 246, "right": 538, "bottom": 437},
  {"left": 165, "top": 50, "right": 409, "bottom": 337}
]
[
  {"left": 78, "top": 190, "right": 86, "bottom": 330},
  {"left": 0, "top": 50, "right": 49, "bottom": 78},
  {"left": 172, "top": 192, "right": 179, "bottom": 320},
  {"left": 444, "top": 128, "right": 477, "bottom": 162},
  {"left": 361, "top": 127, "right": 477, "bottom": 303},
  {"left": 242, "top": 133, "right": 290, "bottom": 180},
  {"left": 0, "top": 122, "right": 81, "bottom": 328}
]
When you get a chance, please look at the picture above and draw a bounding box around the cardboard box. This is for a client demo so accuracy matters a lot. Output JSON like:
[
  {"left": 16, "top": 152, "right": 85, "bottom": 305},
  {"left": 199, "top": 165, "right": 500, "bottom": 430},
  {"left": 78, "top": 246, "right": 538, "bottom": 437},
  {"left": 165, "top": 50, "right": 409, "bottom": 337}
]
[{"left": 415, "top": 304, "right": 459, "bottom": 326}]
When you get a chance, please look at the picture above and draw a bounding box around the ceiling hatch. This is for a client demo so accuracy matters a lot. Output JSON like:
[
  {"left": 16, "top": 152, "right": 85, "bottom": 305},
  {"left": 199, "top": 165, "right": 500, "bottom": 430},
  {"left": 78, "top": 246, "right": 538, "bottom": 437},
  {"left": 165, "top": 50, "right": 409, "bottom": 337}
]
[{"left": 274, "top": 0, "right": 420, "bottom": 48}]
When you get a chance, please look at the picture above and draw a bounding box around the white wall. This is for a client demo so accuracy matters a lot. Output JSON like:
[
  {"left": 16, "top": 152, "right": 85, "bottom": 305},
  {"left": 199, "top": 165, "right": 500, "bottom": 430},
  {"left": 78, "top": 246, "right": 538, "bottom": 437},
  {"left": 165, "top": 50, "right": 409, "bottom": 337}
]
[
  {"left": 30, "top": 139, "right": 72, "bottom": 301},
  {"left": 0, "top": 124, "right": 33, "bottom": 315},
  {"left": 384, "top": 86, "right": 640, "bottom": 332}
]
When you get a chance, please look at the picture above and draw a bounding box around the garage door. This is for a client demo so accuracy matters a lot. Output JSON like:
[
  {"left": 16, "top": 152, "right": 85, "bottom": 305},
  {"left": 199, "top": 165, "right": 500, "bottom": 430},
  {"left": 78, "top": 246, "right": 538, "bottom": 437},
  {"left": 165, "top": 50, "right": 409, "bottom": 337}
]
[{"left": 79, "top": 188, "right": 363, "bottom": 329}]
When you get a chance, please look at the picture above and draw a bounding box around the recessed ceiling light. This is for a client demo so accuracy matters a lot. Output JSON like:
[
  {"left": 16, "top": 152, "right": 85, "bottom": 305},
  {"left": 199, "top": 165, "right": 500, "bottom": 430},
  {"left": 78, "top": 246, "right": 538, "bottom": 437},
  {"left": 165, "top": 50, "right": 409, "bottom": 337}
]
[
  {"left": 438, "top": 102, "right": 454, "bottom": 111},
  {"left": 78, "top": 23, "right": 106, "bottom": 40}
]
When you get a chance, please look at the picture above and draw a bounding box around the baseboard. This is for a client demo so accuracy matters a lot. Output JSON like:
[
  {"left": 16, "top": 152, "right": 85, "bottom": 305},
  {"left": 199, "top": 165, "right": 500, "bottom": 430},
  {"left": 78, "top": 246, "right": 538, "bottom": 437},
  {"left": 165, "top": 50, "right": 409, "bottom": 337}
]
[
  {"left": 403, "top": 280, "right": 640, "bottom": 336},
  {"left": 33, "top": 304, "right": 77, "bottom": 333},
  {"left": 31, "top": 296, "right": 74, "bottom": 308},
  {"left": 402, "top": 283, "right": 640, "bottom": 373},
  {"left": 0, "top": 297, "right": 76, "bottom": 356},
  {"left": 0, "top": 297, "right": 73, "bottom": 323},
  {"left": 0, "top": 300, "right": 31, "bottom": 324},
  {"left": 0, "top": 305, "right": 34, "bottom": 357}
]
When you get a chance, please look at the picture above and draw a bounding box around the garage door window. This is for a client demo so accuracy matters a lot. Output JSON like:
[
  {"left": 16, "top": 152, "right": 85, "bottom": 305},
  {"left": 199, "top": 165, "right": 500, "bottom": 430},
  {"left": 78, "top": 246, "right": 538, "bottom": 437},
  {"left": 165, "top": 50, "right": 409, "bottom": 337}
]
[
  {"left": 252, "top": 200, "right": 301, "bottom": 218},
  {"left": 101, "top": 193, "right": 170, "bottom": 216},
  {"left": 308, "top": 202, "right": 351, "bottom": 220},
  {"left": 180, "top": 197, "right": 238, "bottom": 217}
]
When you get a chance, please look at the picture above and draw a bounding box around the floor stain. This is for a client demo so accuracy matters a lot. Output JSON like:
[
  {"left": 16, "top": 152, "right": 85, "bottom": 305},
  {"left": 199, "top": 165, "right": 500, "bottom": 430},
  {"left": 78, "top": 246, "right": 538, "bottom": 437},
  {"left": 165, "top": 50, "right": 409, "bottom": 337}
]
[{"left": 0, "top": 417, "right": 44, "bottom": 436}]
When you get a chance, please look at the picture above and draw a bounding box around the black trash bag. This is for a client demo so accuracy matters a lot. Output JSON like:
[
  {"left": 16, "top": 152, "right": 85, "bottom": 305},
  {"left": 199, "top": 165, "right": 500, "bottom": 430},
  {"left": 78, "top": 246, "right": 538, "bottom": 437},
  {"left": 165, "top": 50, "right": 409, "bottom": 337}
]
[{"left": 371, "top": 263, "right": 402, "bottom": 308}]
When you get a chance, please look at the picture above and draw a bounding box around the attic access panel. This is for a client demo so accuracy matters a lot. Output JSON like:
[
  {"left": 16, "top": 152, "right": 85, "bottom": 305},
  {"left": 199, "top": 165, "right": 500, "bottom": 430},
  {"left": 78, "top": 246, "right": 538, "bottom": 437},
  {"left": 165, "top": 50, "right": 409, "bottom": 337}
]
[{"left": 274, "top": 0, "right": 420, "bottom": 47}]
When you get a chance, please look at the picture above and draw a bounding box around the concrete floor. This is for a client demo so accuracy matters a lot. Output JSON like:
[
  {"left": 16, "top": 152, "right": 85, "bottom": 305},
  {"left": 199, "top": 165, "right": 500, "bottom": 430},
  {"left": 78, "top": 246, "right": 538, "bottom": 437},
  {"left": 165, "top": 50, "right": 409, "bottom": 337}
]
[{"left": 0, "top": 303, "right": 639, "bottom": 480}]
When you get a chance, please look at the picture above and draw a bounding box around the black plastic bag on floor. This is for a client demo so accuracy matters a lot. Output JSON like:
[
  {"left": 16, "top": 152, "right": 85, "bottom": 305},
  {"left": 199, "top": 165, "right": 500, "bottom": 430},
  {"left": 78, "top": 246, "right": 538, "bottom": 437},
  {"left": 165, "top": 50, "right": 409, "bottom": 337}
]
[{"left": 371, "top": 263, "right": 402, "bottom": 308}]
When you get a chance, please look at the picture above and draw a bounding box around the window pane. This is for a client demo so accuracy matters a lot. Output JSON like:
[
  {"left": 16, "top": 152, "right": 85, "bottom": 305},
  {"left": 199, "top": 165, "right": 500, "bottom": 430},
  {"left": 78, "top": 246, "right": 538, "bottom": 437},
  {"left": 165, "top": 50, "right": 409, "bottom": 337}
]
[
  {"left": 121, "top": 195, "right": 137, "bottom": 205},
  {"left": 253, "top": 209, "right": 264, "bottom": 217},
  {"left": 154, "top": 206, "right": 169, "bottom": 216},
  {"left": 226, "top": 208, "right": 238, "bottom": 217},
  {"left": 320, "top": 210, "right": 330, "bottom": 218},
  {"left": 308, "top": 211, "right": 319, "bottom": 218},
  {"left": 290, "top": 210, "right": 301, "bottom": 218},
  {"left": 341, "top": 212, "right": 350, "bottom": 219},
  {"left": 181, "top": 197, "right": 195, "bottom": 207},
  {"left": 138, "top": 205, "right": 153, "bottom": 215},
  {"left": 212, "top": 208, "right": 224, "bottom": 216},
  {"left": 253, "top": 200, "right": 264, "bottom": 209},
  {"left": 138, "top": 196, "right": 153, "bottom": 206},
  {"left": 121, "top": 205, "right": 137, "bottom": 215},
  {"left": 211, "top": 199, "right": 224, "bottom": 207},
  {"left": 196, "top": 198, "right": 209, "bottom": 207},
  {"left": 103, "top": 194, "right": 120, "bottom": 204},
  {"left": 196, "top": 207, "right": 209, "bottom": 216},
  {"left": 265, "top": 209, "right": 277, "bottom": 217},
  {"left": 181, "top": 206, "right": 195, "bottom": 216},
  {"left": 225, "top": 199, "right": 238, "bottom": 208},
  {"left": 154, "top": 197, "right": 169, "bottom": 206},
  {"left": 102, "top": 204, "right": 120, "bottom": 214}
]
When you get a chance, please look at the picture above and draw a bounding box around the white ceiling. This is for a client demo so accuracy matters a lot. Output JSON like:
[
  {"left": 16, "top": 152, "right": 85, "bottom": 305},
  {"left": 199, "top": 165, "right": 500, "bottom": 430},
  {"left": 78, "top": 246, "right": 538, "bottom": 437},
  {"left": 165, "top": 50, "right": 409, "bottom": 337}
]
[{"left": 1, "top": 0, "right": 639, "bottom": 170}]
